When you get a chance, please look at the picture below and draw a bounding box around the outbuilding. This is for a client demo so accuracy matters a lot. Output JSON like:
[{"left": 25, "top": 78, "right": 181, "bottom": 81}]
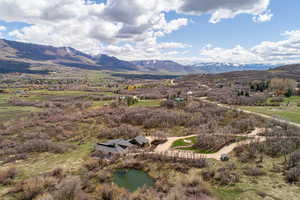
[{"left": 129, "top": 136, "right": 149, "bottom": 147}]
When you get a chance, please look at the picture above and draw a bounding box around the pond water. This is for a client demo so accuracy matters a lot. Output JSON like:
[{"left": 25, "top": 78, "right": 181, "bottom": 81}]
[{"left": 113, "top": 169, "right": 155, "bottom": 192}]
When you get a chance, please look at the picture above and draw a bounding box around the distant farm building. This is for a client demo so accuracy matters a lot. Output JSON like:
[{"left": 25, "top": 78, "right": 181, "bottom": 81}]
[{"left": 187, "top": 91, "right": 193, "bottom": 95}]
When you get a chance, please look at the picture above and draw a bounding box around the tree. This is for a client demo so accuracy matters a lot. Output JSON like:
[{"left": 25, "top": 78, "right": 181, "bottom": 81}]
[
  {"left": 285, "top": 88, "right": 293, "bottom": 97},
  {"left": 270, "top": 78, "right": 297, "bottom": 91}
]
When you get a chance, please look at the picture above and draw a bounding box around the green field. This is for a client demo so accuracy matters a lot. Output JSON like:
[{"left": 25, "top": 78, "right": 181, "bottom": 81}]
[
  {"left": 0, "top": 93, "right": 40, "bottom": 121},
  {"left": 266, "top": 96, "right": 300, "bottom": 105},
  {"left": 241, "top": 106, "right": 300, "bottom": 124},
  {"left": 132, "top": 99, "right": 161, "bottom": 107},
  {"left": 239, "top": 96, "right": 300, "bottom": 124},
  {"left": 0, "top": 89, "right": 118, "bottom": 122}
]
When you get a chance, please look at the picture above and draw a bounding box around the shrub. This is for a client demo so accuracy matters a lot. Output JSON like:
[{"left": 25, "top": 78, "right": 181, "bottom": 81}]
[
  {"left": 288, "top": 151, "right": 300, "bottom": 169},
  {"left": 96, "top": 171, "right": 111, "bottom": 183},
  {"left": 194, "top": 134, "right": 236, "bottom": 153},
  {"left": 0, "top": 167, "right": 17, "bottom": 185},
  {"left": 47, "top": 168, "right": 64, "bottom": 179},
  {"left": 201, "top": 170, "right": 215, "bottom": 181},
  {"left": 285, "top": 166, "right": 300, "bottom": 183},
  {"left": 17, "top": 139, "right": 69, "bottom": 154},
  {"left": 52, "top": 177, "right": 89, "bottom": 200},
  {"left": 95, "top": 184, "right": 130, "bottom": 200},
  {"left": 270, "top": 97, "right": 284, "bottom": 103},
  {"left": 34, "top": 193, "right": 54, "bottom": 200},
  {"left": 168, "top": 176, "right": 213, "bottom": 200},
  {"left": 99, "top": 124, "right": 142, "bottom": 139},
  {"left": 160, "top": 100, "right": 176, "bottom": 109},
  {"left": 214, "top": 170, "right": 239, "bottom": 186},
  {"left": 84, "top": 159, "right": 101, "bottom": 171},
  {"left": 13, "top": 176, "right": 57, "bottom": 200},
  {"left": 243, "top": 167, "right": 266, "bottom": 177}
]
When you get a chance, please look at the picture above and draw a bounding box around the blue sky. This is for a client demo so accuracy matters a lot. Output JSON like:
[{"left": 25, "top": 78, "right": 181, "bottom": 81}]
[
  {"left": 160, "top": 0, "right": 300, "bottom": 52},
  {"left": 0, "top": 0, "right": 299, "bottom": 64}
]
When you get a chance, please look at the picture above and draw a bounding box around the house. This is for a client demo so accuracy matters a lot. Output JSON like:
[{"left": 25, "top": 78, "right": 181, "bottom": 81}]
[
  {"left": 129, "top": 136, "right": 149, "bottom": 147},
  {"left": 95, "top": 143, "right": 126, "bottom": 156},
  {"left": 101, "top": 139, "right": 134, "bottom": 149},
  {"left": 95, "top": 136, "right": 149, "bottom": 157}
]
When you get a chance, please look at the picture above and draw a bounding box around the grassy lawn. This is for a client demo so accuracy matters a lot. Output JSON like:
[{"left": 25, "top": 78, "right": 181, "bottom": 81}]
[
  {"left": 0, "top": 141, "right": 94, "bottom": 199},
  {"left": 239, "top": 96, "right": 300, "bottom": 124},
  {"left": 0, "top": 141, "right": 93, "bottom": 179},
  {"left": 171, "top": 136, "right": 217, "bottom": 154},
  {"left": 241, "top": 106, "right": 300, "bottom": 124},
  {"left": 132, "top": 99, "right": 161, "bottom": 107},
  {"left": 26, "top": 90, "right": 115, "bottom": 101},
  {"left": 172, "top": 136, "right": 249, "bottom": 154},
  {"left": 0, "top": 93, "right": 41, "bottom": 122},
  {"left": 266, "top": 96, "right": 300, "bottom": 105},
  {"left": 91, "top": 100, "right": 113, "bottom": 109},
  {"left": 171, "top": 136, "right": 198, "bottom": 148},
  {"left": 283, "top": 96, "right": 300, "bottom": 104},
  {"left": 0, "top": 90, "right": 118, "bottom": 122}
]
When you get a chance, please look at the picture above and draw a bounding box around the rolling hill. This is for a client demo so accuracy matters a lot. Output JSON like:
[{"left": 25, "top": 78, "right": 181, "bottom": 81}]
[{"left": 0, "top": 39, "right": 282, "bottom": 75}]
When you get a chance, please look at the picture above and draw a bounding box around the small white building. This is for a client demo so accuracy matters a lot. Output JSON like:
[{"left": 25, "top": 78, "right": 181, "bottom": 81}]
[{"left": 187, "top": 91, "right": 193, "bottom": 95}]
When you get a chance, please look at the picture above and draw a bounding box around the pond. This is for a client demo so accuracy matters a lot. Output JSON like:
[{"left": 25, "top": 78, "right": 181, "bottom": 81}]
[{"left": 113, "top": 169, "right": 155, "bottom": 192}]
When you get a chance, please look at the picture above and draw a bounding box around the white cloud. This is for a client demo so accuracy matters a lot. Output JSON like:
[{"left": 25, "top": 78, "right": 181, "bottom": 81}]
[
  {"left": 158, "top": 42, "right": 191, "bottom": 49},
  {"left": 0, "top": 26, "right": 6, "bottom": 31},
  {"left": 0, "top": 0, "right": 192, "bottom": 58},
  {"left": 195, "top": 29, "right": 300, "bottom": 64},
  {"left": 0, "top": 26, "right": 7, "bottom": 38},
  {"left": 253, "top": 10, "right": 273, "bottom": 23},
  {"left": 198, "top": 44, "right": 262, "bottom": 64},
  {"left": 251, "top": 30, "right": 300, "bottom": 63},
  {"left": 0, "top": 0, "right": 274, "bottom": 61},
  {"left": 161, "top": 18, "right": 189, "bottom": 34},
  {"left": 177, "top": 0, "right": 271, "bottom": 23}
]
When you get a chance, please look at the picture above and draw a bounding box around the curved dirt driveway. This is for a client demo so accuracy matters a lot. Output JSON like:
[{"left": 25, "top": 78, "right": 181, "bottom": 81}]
[{"left": 148, "top": 128, "right": 265, "bottom": 161}]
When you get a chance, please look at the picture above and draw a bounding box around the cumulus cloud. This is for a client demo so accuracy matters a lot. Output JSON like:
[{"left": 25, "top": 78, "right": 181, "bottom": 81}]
[
  {"left": 251, "top": 30, "right": 300, "bottom": 63},
  {"left": 0, "top": 25, "right": 6, "bottom": 38},
  {"left": 199, "top": 44, "right": 263, "bottom": 64},
  {"left": 0, "top": 0, "right": 191, "bottom": 58},
  {"left": 178, "top": 0, "right": 271, "bottom": 23},
  {"left": 196, "top": 29, "right": 300, "bottom": 64},
  {"left": 253, "top": 10, "right": 273, "bottom": 23},
  {"left": 0, "top": 0, "right": 274, "bottom": 61},
  {"left": 0, "top": 26, "right": 6, "bottom": 31}
]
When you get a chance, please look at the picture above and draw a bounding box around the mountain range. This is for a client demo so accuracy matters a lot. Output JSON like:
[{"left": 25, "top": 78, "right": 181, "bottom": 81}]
[{"left": 0, "top": 39, "right": 276, "bottom": 75}]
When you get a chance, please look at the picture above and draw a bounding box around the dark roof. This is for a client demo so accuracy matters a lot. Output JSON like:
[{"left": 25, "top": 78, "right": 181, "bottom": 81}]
[
  {"left": 131, "top": 136, "right": 149, "bottom": 145},
  {"left": 95, "top": 143, "right": 125, "bottom": 154},
  {"left": 100, "top": 139, "right": 133, "bottom": 148},
  {"left": 96, "top": 136, "right": 148, "bottom": 155}
]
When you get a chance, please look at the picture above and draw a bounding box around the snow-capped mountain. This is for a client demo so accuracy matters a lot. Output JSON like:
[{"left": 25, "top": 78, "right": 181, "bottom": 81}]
[{"left": 192, "top": 62, "right": 278, "bottom": 73}]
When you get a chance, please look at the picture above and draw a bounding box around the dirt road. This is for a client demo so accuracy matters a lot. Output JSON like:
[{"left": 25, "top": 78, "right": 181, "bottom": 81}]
[
  {"left": 199, "top": 97, "right": 300, "bottom": 128},
  {"left": 149, "top": 128, "right": 265, "bottom": 161}
]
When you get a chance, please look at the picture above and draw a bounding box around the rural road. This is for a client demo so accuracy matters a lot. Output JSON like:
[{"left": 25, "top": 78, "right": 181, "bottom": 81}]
[
  {"left": 198, "top": 97, "right": 300, "bottom": 129},
  {"left": 147, "top": 128, "right": 266, "bottom": 161}
]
